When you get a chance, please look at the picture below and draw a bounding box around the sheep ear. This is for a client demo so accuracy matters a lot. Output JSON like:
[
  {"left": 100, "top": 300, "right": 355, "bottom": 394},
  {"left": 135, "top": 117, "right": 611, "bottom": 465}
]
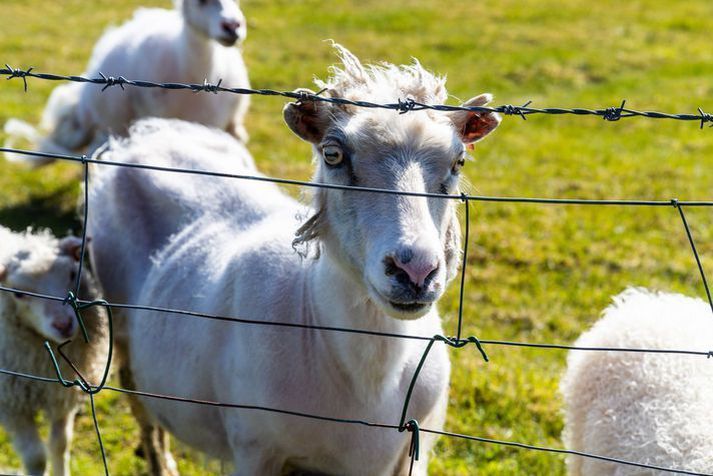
[
  {"left": 283, "top": 89, "right": 331, "bottom": 144},
  {"left": 448, "top": 94, "right": 501, "bottom": 144},
  {"left": 0, "top": 264, "right": 6, "bottom": 281},
  {"left": 59, "top": 236, "right": 90, "bottom": 261}
]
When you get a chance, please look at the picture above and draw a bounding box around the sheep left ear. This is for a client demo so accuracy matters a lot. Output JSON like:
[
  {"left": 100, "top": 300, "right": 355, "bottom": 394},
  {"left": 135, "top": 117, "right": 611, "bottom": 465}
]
[
  {"left": 448, "top": 94, "right": 501, "bottom": 144},
  {"left": 59, "top": 236, "right": 90, "bottom": 261}
]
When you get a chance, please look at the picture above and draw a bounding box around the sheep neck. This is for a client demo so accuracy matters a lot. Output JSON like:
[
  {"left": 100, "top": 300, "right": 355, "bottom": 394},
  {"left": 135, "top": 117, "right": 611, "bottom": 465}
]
[
  {"left": 178, "top": 23, "right": 215, "bottom": 79},
  {"left": 306, "top": 252, "right": 413, "bottom": 397}
]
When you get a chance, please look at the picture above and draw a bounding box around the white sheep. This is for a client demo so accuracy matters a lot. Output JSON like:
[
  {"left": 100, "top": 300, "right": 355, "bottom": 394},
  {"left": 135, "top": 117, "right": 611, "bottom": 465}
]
[
  {"left": 87, "top": 45, "right": 500, "bottom": 475},
  {"left": 0, "top": 226, "right": 109, "bottom": 476},
  {"left": 561, "top": 287, "right": 713, "bottom": 475},
  {"left": 4, "top": 0, "right": 250, "bottom": 166}
]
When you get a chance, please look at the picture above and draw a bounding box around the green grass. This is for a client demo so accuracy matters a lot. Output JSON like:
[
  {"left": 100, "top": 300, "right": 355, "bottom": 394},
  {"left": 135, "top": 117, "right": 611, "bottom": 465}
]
[{"left": 1, "top": 0, "right": 713, "bottom": 474}]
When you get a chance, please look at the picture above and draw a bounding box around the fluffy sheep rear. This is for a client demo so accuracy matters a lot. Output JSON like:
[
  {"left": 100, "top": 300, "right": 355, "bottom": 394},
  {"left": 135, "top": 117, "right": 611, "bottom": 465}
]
[{"left": 561, "top": 287, "right": 713, "bottom": 475}]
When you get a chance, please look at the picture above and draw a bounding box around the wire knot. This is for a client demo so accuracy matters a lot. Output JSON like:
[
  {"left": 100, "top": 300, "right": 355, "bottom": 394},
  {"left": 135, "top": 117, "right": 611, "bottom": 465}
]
[
  {"left": 435, "top": 335, "right": 489, "bottom": 362},
  {"left": 399, "top": 419, "right": 420, "bottom": 464},
  {"left": 708, "top": 351, "right": 713, "bottom": 359},
  {"left": 4, "top": 64, "right": 33, "bottom": 92},
  {"left": 697, "top": 108, "right": 713, "bottom": 129},
  {"left": 603, "top": 100, "right": 626, "bottom": 121},
  {"left": 670, "top": 198, "right": 680, "bottom": 209},
  {"left": 98, "top": 72, "right": 126, "bottom": 92},
  {"left": 397, "top": 98, "right": 417, "bottom": 114},
  {"left": 63, "top": 291, "right": 90, "bottom": 343},
  {"left": 500, "top": 100, "right": 532, "bottom": 120}
]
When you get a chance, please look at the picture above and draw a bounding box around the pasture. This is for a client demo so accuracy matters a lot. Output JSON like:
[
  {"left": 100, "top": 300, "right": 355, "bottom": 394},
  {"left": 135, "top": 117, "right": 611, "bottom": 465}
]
[{"left": 1, "top": 0, "right": 712, "bottom": 474}]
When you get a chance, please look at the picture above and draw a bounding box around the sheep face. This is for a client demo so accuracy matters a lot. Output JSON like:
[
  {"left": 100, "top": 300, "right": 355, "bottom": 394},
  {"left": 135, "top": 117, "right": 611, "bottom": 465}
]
[
  {"left": 284, "top": 48, "right": 499, "bottom": 320},
  {"left": 181, "top": 0, "right": 247, "bottom": 47},
  {"left": 1, "top": 237, "right": 85, "bottom": 343}
]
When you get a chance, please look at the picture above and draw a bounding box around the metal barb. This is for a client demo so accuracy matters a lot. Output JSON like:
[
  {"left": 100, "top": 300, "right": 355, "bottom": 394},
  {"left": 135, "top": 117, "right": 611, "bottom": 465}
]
[
  {"left": 98, "top": 72, "right": 126, "bottom": 92},
  {"left": 199, "top": 78, "right": 223, "bottom": 94},
  {"left": 4, "top": 64, "right": 32, "bottom": 92},
  {"left": 697, "top": 107, "right": 713, "bottom": 129},
  {"left": 500, "top": 100, "right": 532, "bottom": 120},
  {"left": 397, "top": 97, "right": 417, "bottom": 114},
  {"left": 603, "top": 99, "right": 627, "bottom": 121}
]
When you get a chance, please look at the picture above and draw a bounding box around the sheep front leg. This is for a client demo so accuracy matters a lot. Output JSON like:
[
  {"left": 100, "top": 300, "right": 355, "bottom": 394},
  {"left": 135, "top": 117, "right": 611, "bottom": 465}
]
[
  {"left": 3, "top": 413, "right": 46, "bottom": 476},
  {"left": 48, "top": 409, "right": 77, "bottom": 476},
  {"left": 119, "top": 362, "right": 177, "bottom": 476}
]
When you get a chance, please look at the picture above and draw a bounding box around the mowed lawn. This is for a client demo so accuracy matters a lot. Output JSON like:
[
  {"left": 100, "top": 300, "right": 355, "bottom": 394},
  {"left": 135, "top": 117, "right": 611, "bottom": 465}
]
[{"left": 1, "top": 0, "right": 713, "bottom": 474}]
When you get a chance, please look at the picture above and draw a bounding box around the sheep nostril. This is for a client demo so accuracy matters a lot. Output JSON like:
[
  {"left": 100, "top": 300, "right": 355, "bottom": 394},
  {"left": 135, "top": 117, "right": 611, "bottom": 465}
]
[{"left": 384, "top": 256, "right": 398, "bottom": 276}]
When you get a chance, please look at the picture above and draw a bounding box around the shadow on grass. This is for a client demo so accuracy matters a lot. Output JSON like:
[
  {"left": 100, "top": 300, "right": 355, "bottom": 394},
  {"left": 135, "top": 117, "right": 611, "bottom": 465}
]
[{"left": 0, "top": 182, "right": 81, "bottom": 235}]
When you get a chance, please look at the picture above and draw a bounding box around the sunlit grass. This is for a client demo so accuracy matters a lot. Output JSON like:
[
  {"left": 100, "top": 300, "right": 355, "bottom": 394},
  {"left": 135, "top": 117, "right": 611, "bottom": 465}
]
[{"left": 1, "top": 0, "right": 712, "bottom": 474}]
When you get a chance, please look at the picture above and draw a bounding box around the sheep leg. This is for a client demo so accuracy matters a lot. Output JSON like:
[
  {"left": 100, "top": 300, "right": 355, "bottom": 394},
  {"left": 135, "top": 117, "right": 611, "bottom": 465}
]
[
  {"left": 229, "top": 443, "right": 283, "bottom": 476},
  {"left": 119, "top": 361, "right": 177, "bottom": 476},
  {"left": 225, "top": 120, "right": 249, "bottom": 144},
  {"left": 48, "top": 409, "right": 77, "bottom": 476},
  {"left": 3, "top": 413, "right": 47, "bottom": 476}
]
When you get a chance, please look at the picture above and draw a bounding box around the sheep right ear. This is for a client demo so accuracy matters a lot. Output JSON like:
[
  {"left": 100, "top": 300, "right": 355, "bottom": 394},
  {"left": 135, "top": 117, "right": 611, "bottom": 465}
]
[{"left": 283, "top": 89, "right": 331, "bottom": 144}]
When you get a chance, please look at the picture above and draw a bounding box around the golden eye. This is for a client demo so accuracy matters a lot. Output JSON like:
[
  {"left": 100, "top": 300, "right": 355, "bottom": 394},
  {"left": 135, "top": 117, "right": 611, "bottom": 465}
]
[
  {"left": 452, "top": 155, "right": 466, "bottom": 174},
  {"left": 322, "top": 144, "right": 344, "bottom": 166}
]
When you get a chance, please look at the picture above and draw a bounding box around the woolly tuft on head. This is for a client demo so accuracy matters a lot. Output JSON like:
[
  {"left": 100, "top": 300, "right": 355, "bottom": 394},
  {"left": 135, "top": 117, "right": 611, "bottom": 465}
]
[{"left": 315, "top": 43, "right": 448, "bottom": 106}]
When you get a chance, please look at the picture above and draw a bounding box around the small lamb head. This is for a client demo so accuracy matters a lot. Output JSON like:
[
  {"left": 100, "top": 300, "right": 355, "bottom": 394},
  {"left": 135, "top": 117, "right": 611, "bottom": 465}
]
[{"left": 1, "top": 235, "right": 87, "bottom": 343}]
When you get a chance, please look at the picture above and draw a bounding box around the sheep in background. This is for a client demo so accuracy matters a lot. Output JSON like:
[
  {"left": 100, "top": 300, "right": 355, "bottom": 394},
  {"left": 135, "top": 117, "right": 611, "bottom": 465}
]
[
  {"left": 0, "top": 226, "right": 108, "bottom": 476},
  {"left": 4, "top": 0, "right": 250, "bottom": 166},
  {"left": 87, "top": 44, "right": 501, "bottom": 475},
  {"left": 561, "top": 287, "right": 713, "bottom": 475}
]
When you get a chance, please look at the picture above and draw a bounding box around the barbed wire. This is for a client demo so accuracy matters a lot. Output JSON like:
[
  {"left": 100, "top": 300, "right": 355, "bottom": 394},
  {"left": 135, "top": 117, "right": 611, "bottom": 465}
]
[
  {"left": 0, "top": 67, "right": 712, "bottom": 474},
  {"left": 3, "top": 65, "right": 713, "bottom": 127}
]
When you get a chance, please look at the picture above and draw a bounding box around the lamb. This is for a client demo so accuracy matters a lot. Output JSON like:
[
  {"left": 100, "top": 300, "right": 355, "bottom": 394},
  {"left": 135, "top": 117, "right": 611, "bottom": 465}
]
[
  {"left": 86, "top": 45, "right": 500, "bottom": 475},
  {"left": 4, "top": 0, "right": 250, "bottom": 166},
  {"left": 0, "top": 226, "right": 109, "bottom": 476},
  {"left": 561, "top": 287, "right": 713, "bottom": 475}
]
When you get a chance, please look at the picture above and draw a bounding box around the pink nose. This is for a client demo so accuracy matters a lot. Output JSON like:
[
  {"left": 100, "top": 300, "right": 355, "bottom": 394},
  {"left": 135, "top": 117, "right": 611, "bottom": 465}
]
[
  {"left": 221, "top": 20, "right": 241, "bottom": 35},
  {"left": 52, "top": 317, "right": 75, "bottom": 339},
  {"left": 392, "top": 253, "right": 439, "bottom": 288}
]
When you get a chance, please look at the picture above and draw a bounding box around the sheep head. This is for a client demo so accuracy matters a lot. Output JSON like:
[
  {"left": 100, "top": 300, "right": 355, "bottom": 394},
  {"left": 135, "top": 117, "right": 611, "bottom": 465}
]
[
  {"left": 284, "top": 45, "right": 500, "bottom": 320},
  {"left": 2, "top": 233, "right": 87, "bottom": 343},
  {"left": 180, "top": 0, "right": 247, "bottom": 47}
]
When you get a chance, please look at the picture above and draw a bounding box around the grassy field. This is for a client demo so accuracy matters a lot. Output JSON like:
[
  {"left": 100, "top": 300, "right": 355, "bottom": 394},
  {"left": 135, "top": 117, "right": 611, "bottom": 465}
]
[{"left": 1, "top": 0, "right": 713, "bottom": 474}]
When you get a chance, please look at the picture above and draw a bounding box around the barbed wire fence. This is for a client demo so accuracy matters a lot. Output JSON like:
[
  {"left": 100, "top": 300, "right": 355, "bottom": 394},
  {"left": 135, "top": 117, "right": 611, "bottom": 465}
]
[{"left": 0, "top": 67, "right": 712, "bottom": 476}]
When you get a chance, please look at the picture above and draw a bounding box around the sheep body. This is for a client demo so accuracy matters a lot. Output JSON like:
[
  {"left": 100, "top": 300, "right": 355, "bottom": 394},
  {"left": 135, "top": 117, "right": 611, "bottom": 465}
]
[
  {"left": 0, "top": 227, "right": 108, "bottom": 476},
  {"left": 4, "top": 0, "right": 249, "bottom": 164},
  {"left": 88, "top": 45, "right": 500, "bottom": 475},
  {"left": 561, "top": 287, "right": 713, "bottom": 475}
]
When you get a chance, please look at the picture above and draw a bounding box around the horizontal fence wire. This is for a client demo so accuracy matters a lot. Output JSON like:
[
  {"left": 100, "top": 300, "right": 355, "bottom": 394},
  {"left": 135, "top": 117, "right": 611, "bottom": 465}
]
[
  {"left": 0, "top": 366, "right": 711, "bottom": 476},
  {"left": 1, "top": 66, "right": 712, "bottom": 475},
  {"left": 3, "top": 146, "right": 713, "bottom": 208},
  {"left": 1, "top": 283, "right": 712, "bottom": 359},
  {"left": 3, "top": 66, "right": 713, "bottom": 126}
]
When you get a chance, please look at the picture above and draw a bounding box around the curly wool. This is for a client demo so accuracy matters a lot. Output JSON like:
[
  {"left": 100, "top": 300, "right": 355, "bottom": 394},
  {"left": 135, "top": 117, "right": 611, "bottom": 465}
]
[
  {"left": 561, "top": 287, "right": 713, "bottom": 475},
  {"left": 0, "top": 227, "right": 108, "bottom": 421}
]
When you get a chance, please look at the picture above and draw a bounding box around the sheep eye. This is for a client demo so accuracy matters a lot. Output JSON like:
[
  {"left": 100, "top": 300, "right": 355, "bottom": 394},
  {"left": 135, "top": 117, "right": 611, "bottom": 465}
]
[
  {"left": 13, "top": 292, "right": 25, "bottom": 300},
  {"left": 70, "top": 270, "right": 77, "bottom": 282},
  {"left": 451, "top": 156, "right": 466, "bottom": 174},
  {"left": 322, "top": 144, "right": 344, "bottom": 166}
]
